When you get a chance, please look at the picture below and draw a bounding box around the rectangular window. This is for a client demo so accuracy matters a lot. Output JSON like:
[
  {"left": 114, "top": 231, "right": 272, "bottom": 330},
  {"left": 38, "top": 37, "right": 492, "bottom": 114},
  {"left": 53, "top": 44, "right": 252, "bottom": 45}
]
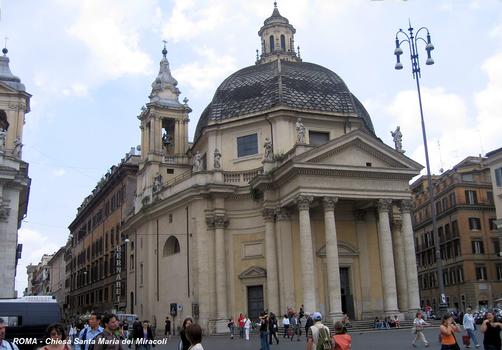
[
  {"left": 465, "top": 190, "right": 478, "bottom": 204},
  {"left": 495, "top": 167, "right": 502, "bottom": 187},
  {"left": 475, "top": 265, "right": 487, "bottom": 281},
  {"left": 469, "top": 217, "right": 481, "bottom": 230},
  {"left": 490, "top": 218, "right": 497, "bottom": 231},
  {"left": 493, "top": 239, "right": 501, "bottom": 255},
  {"left": 497, "top": 265, "right": 502, "bottom": 281},
  {"left": 462, "top": 173, "right": 474, "bottom": 182},
  {"left": 450, "top": 192, "right": 456, "bottom": 206},
  {"left": 237, "top": 133, "right": 258, "bottom": 157},
  {"left": 472, "top": 240, "right": 485, "bottom": 254},
  {"left": 487, "top": 191, "right": 494, "bottom": 204},
  {"left": 308, "top": 131, "right": 330, "bottom": 146}
]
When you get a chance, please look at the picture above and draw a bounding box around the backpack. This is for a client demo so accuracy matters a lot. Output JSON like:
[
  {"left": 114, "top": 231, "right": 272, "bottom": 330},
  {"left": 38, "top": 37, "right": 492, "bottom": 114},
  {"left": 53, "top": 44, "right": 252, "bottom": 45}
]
[{"left": 314, "top": 326, "right": 333, "bottom": 350}]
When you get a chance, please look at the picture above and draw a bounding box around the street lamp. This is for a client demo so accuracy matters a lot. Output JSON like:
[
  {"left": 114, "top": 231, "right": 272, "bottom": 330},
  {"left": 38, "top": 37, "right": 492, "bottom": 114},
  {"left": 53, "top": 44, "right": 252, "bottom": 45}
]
[{"left": 394, "top": 22, "right": 447, "bottom": 312}]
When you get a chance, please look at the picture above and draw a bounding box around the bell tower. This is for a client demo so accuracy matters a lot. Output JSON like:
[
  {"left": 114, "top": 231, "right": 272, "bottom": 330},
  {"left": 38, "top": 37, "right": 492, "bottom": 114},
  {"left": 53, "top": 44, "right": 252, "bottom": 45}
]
[
  {"left": 257, "top": 2, "right": 301, "bottom": 64},
  {"left": 136, "top": 45, "right": 191, "bottom": 204}
]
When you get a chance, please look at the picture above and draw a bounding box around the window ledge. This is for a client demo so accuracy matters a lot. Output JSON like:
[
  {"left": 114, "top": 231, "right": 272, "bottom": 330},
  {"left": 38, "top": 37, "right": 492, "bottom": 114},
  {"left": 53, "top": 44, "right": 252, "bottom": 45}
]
[{"left": 233, "top": 153, "right": 262, "bottom": 164}]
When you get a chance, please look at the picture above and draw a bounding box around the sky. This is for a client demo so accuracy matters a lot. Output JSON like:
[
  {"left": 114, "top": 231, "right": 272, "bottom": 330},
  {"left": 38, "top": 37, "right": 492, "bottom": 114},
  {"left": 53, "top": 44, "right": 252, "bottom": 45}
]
[{"left": 2, "top": 0, "right": 501, "bottom": 295}]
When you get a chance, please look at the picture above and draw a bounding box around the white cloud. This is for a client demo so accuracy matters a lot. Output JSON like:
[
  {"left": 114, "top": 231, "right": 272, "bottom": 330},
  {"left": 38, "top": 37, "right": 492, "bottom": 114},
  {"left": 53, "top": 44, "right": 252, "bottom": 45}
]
[
  {"left": 15, "top": 228, "right": 61, "bottom": 295},
  {"left": 67, "top": 0, "right": 156, "bottom": 80},
  {"left": 173, "top": 46, "right": 238, "bottom": 97},
  {"left": 52, "top": 168, "right": 67, "bottom": 177},
  {"left": 62, "top": 83, "right": 88, "bottom": 97}
]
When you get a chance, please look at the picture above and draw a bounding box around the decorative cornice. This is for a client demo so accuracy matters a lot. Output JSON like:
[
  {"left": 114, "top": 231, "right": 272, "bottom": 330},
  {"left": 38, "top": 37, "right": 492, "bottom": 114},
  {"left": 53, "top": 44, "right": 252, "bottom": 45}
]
[
  {"left": 262, "top": 208, "right": 276, "bottom": 222},
  {"left": 400, "top": 199, "right": 413, "bottom": 214},
  {"left": 322, "top": 196, "right": 338, "bottom": 211},
  {"left": 296, "top": 195, "right": 313, "bottom": 211},
  {"left": 378, "top": 199, "right": 392, "bottom": 212},
  {"left": 0, "top": 204, "right": 10, "bottom": 222}
]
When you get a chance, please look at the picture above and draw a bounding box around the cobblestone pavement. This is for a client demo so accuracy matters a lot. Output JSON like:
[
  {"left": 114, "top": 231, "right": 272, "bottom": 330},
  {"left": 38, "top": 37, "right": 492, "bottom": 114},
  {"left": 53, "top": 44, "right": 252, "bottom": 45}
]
[{"left": 153, "top": 327, "right": 485, "bottom": 350}]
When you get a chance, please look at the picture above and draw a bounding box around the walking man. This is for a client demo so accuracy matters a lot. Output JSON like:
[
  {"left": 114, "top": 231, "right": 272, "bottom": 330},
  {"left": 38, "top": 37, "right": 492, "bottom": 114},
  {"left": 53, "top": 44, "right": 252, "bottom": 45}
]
[
  {"left": 463, "top": 307, "right": 480, "bottom": 348},
  {"left": 75, "top": 313, "right": 103, "bottom": 350},
  {"left": 306, "top": 312, "right": 332, "bottom": 350}
]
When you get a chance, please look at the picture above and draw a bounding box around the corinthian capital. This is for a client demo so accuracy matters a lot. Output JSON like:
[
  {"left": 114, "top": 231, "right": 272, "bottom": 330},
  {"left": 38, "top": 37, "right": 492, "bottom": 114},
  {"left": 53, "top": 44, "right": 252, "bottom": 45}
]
[
  {"left": 378, "top": 199, "right": 392, "bottom": 212},
  {"left": 322, "top": 196, "right": 338, "bottom": 211},
  {"left": 262, "top": 208, "right": 276, "bottom": 222},
  {"left": 205, "top": 216, "right": 215, "bottom": 230},
  {"left": 400, "top": 199, "right": 413, "bottom": 213},
  {"left": 296, "top": 195, "right": 313, "bottom": 211},
  {"left": 275, "top": 207, "right": 290, "bottom": 221},
  {"left": 214, "top": 215, "right": 228, "bottom": 229}
]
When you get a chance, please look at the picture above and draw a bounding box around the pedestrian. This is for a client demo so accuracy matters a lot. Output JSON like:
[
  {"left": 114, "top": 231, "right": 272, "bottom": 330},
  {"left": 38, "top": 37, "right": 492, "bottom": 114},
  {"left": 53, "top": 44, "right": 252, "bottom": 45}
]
[
  {"left": 282, "top": 314, "right": 290, "bottom": 339},
  {"left": 238, "top": 313, "right": 245, "bottom": 339},
  {"left": 68, "top": 324, "right": 78, "bottom": 344},
  {"left": 123, "top": 321, "right": 129, "bottom": 340},
  {"left": 481, "top": 311, "right": 502, "bottom": 350},
  {"left": 186, "top": 323, "right": 204, "bottom": 350},
  {"left": 304, "top": 313, "right": 313, "bottom": 340},
  {"left": 75, "top": 313, "right": 103, "bottom": 350},
  {"left": 306, "top": 312, "right": 332, "bottom": 350},
  {"left": 227, "top": 318, "right": 235, "bottom": 339},
  {"left": 136, "top": 321, "right": 154, "bottom": 350},
  {"left": 268, "top": 313, "right": 279, "bottom": 345},
  {"left": 179, "top": 317, "right": 193, "bottom": 350},
  {"left": 333, "top": 321, "right": 351, "bottom": 350},
  {"left": 412, "top": 311, "right": 430, "bottom": 348},
  {"left": 92, "top": 313, "right": 123, "bottom": 350},
  {"left": 41, "top": 323, "right": 71, "bottom": 350},
  {"left": 439, "top": 314, "right": 461, "bottom": 350},
  {"left": 341, "top": 313, "right": 352, "bottom": 329},
  {"left": 393, "top": 315, "right": 400, "bottom": 329},
  {"left": 164, "top": 317, "right": 171, "bottom": 339},
  {"left": 131, "top": 317, "right": 142, "bottom": 349},
  {"left": 0, "top": 318, "right": 20, "bottom": 350},
  {"left": 463, "top": 307, "right": 480, "bottom": 348},
  {"left": 243, "top": 315, "right": 251, "bottom": 341},
  {"left": 259, "top": 312, "right": 270, "bottom": 350}
]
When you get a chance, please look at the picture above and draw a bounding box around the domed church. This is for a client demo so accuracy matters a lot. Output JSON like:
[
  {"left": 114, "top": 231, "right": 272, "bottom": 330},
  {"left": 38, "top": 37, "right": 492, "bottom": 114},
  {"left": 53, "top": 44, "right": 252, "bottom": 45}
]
[{"left": 124, "top": 3, "right": 423, "bottom": 333}]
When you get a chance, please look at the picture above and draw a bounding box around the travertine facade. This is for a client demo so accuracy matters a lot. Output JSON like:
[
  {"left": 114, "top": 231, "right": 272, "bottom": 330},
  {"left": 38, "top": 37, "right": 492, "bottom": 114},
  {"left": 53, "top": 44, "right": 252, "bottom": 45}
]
[
  {"left": 0, "top": 48, "right": 31, "bottom": 298},
  {"left": 124, "top": 5, "right": 423, "bottom": 333}
]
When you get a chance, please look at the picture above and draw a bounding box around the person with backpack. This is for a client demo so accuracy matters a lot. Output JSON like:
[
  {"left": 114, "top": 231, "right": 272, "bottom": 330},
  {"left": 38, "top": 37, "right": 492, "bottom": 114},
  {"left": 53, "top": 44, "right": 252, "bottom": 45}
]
[
  {"left": 333, "top": 321, "right": 351, "bottom": 350},
  {"left": 306, "top": 312, "right": 332, "bottom": 350},
  {"left": 0, "top": 318, "right": 19, "bottom": 350},
  {"left": 75, "top": 313, "right": 103, "bottom": 350},
  {"left": 92, "top": 313, "right": 123, "bottom": 350}
]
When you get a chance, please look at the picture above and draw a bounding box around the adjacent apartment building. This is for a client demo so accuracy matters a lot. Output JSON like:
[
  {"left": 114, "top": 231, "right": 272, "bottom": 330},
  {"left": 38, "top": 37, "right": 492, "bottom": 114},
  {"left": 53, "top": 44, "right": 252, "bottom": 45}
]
[
  {"left": 486, "top": 147, "right": 502, "bottom": 233},
  {"left": 25, "top": 254, "right": 53, "bottom": 296},
  {"left": 412, "top": 156, "right": 500, "bottom": 311},
  {"left": 65, "top": 151, "right": 138, "bottom": 317}
]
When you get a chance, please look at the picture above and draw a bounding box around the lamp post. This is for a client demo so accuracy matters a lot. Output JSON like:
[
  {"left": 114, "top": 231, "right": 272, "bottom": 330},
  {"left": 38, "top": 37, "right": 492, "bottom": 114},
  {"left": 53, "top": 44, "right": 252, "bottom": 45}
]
[{"left": 394, "top": 22, "right": 448, "bottom": 312}]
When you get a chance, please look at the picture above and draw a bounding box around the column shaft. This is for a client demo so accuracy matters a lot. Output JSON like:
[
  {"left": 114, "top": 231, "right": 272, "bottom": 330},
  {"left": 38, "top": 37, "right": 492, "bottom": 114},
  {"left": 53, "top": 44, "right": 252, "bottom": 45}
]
[
  {"left": 264, "top": 208, "right": 279, "bottom": 314},
  {"left": 276, "top": 208, "right": 295, "bottom": 311},
  {"left": 401, "top": 200, "right": 420, "bottom": 311},
  {"left": 392, "top": 219, "right": 408, "bottom": 312},
  {"left": 214, "top": 215, "right": 227, "bottom": 319},
  {"left": 297, "top": 195, "right": 316, "bottom": 313},
  {"left": 323, "top": 197, "right": 343, "bottom": 320},
  {"left": 377, "top": 199, "right": 399, "bottom": 313}
]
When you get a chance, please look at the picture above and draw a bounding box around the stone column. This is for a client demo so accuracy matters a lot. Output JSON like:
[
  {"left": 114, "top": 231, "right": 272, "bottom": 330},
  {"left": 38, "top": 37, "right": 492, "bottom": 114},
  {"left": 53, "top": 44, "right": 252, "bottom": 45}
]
[
  {"left": 263, "top": 208, "right": 280, "bottom": 314},
  {"left": 205, "top": 216, "right": 217, "bottom": 325},
  {"left": 400, "top": 200, "right": 421, "bottom": 312},
  {"left": 391, "top": 216, "right": 408, "bottom": 312},
  {"left": 296, "top": 195, "right": 316, "bottom": 313},
  {"left": 276, "top": 207, "right": 295, "bottom": 312},
  {"left": 323, "top": 197, "right": 343, "bottom": 320},
  {"left": 354, "top": 210, "right": 373, "bottom": 316},
  {"left": 214, "top": 214, "right": 228, "bottom": 320},
  {"left": 377, "top": 199, "right": 399, "bottom": 314}
]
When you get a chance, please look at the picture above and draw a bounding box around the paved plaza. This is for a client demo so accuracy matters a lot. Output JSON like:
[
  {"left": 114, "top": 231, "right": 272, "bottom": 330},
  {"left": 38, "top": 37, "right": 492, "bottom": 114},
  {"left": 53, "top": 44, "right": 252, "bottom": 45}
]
[{"left": 153, "top": 327, "right": 485, "bottom": 350}]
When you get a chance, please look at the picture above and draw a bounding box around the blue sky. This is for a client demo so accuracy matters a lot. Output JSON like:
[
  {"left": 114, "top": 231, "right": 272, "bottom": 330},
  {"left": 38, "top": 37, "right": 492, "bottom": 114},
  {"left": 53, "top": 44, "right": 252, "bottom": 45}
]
[{"left": 3, "top": 0, "right": 502, "bottom": 295}]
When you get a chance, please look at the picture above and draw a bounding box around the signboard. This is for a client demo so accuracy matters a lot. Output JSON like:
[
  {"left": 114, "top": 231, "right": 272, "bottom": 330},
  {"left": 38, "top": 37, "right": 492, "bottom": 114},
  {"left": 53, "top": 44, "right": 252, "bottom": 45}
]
[{"left": 115, "top": 246, "right": 122, "bottom": 303}]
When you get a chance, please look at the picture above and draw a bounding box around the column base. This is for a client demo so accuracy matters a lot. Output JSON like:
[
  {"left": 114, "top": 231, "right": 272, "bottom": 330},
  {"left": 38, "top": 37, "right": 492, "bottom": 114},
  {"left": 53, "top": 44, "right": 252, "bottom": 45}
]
[
  {"left": 210, "top": 319, "right": 230, "bottom": 334},
  {"left": 329, "top": 312, "right": 345, "bottom": 324},
  {"left": 384, "top": 311, "right": 403, "bottom": 320}
]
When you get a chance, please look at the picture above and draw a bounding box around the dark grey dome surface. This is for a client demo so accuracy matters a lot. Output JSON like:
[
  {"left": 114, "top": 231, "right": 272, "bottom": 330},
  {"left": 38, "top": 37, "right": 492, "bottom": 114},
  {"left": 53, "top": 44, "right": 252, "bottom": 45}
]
[{"left": 194, "top": 60, "right": 375, "bottom": 141}]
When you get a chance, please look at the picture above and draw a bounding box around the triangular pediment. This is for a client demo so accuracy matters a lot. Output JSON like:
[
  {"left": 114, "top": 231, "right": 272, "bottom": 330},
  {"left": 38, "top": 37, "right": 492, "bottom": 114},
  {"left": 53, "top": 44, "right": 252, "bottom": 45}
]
[
  {"left": 239, "top": 266, "right": 267, "bottom": 279},
  {"left": 317, "top": 242, "right": 358, "bottom": 257},
  {"left": 294, "top": 129, "right": 422, "bottom": 171}
]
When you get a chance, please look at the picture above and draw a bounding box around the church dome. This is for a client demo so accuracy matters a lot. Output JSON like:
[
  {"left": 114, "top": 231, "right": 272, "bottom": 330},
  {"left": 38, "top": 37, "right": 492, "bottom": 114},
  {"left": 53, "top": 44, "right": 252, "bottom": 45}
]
[{"left": 194, "top": 59, "right": 375, "bottom": 141}]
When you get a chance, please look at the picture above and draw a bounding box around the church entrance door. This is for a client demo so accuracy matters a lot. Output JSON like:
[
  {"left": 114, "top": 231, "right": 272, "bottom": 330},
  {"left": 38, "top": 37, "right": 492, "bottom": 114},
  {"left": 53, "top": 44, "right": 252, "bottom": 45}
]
[
  {"left": 247, "top": 285, "right": 264, "bottom": 321},
  {"left": 340, "top": 267, "right": 355, "bottom": 319}
]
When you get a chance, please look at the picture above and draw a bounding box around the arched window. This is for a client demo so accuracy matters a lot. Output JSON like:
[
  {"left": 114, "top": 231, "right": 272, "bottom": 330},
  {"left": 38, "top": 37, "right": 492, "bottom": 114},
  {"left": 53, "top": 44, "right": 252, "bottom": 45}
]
[
  {"left": 280, "top": 35, "right": 286, "bottom": 51},
  {"left": 0, "top": 110, "right": 8, "bottom": 131},
  {"left": 163, "top": 236, "right": 180, "bottom": 257},
  {"left": 269, "top": 35, "right": 275, "bottom": 52}
]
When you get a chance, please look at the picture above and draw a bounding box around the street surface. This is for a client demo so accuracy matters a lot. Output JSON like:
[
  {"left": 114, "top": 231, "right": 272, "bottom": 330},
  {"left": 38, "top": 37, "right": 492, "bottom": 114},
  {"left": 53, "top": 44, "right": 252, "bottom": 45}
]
[{"left": 153, "top": 327, "right": 484, "bottom": 350}]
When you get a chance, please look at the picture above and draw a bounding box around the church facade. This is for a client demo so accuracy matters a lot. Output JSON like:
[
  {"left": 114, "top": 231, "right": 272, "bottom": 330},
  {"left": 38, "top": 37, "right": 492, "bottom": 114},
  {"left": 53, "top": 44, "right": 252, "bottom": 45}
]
[{"left": 124, "top": 5, "right": 423, "bottom": 333}]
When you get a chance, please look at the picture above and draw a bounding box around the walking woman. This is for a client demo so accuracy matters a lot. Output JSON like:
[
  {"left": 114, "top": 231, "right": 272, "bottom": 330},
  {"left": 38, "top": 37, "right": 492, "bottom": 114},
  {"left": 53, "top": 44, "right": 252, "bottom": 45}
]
[
  {"left": 179, "top": 317, "right": 193, "bottom": 350},
  {"left": 186, "top": 324, "right": 204, "bottom": 350},
  {"left": 481, "top": 311, "right": 502, "bottom": 350},
  {"left": 41, "top": 323, "right": 72, "bottom": 350},
  {"left": 268, "top": 313, "right": 279, "bottom": 345},
  {"left": 439, "top": 314, "right": 461, "bottom": 350},
  {"left": 412, "top": 311, "right": 431, "bottom": 347}
]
